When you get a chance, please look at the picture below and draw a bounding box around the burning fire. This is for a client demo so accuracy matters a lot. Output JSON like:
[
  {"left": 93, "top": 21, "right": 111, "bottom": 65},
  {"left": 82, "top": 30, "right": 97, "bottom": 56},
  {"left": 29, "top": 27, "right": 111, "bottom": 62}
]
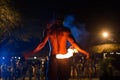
[{"left": 56, "top": 47, "right": 78, "bottom": 59}]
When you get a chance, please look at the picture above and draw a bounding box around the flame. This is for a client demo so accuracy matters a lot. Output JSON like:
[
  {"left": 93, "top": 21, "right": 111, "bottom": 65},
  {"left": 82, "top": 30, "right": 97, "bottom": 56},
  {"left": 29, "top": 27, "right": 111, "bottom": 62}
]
[{"left": 56, "top": 47, "right": 78, "bottom": 59}]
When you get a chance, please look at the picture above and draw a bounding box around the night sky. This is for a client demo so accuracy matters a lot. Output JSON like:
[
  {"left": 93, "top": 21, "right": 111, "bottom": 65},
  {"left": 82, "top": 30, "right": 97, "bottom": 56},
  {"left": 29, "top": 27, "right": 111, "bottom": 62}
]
[{"left": 13, "top": 0, "right": 120, "bottom": 34}]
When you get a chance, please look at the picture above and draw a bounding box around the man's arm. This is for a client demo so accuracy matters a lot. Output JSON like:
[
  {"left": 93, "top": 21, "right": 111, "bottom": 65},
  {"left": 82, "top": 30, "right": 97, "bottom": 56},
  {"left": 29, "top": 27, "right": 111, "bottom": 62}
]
[
  {"left": 32, "top": 35, "right": 48, "bottom": 54},
  {"left": 67, "top": 32, "right": 90, "bottom": 59},
  {"left": 24, "top": 30, "right": 49, "bottom": 58}
]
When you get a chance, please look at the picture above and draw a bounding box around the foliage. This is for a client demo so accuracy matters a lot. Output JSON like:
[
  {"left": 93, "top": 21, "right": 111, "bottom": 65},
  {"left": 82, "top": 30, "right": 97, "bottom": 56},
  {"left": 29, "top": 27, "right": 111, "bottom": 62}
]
[
  {"left": 89, "top": 43, "right": 120, "bottom": 54},
  {"left": 0, "top": 0, "right": 22, "bottom": 37},
  {"left": 99, "top": 57, "right": 118, "bottom": 77}
]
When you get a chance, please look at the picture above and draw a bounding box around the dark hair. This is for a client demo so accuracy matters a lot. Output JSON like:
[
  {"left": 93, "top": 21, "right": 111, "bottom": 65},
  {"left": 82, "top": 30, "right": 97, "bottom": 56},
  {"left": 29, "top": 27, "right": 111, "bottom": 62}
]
[{"left": 56, "top": 16, "right": 64, "bottom": 21}]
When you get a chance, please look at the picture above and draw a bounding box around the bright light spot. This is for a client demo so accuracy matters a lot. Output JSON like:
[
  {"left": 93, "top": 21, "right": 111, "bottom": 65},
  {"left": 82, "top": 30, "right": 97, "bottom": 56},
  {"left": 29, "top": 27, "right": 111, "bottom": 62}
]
[
  {"left": 2, "top": 57, "right": 5, "bottom": 60},
  {"left": 116, "top": 52, "right": 120, "bottom": 55},
  {"left": 110, "top": 52, "right": 114, "bottom": 54},
  {"left": 56, "top": 48, "right": 78, "bottom": 59},
  {"left": 42, "top": 61, "right": 44, "bottom": 65},
  {"left": 73, "top": 48, "right": 78, "bottom": 53},
  {"left": 41, "top": 59, "right": 45, "bottom": 61},
  {"left": 102, "top": 32, "right": 108, "bottom": 38},
  {"left": 18, "top": 57, "right": 21, "bottom": 59},
  {"left": 103, "top": 53, "right": 107, "bottom": 59},
  {"left": 34, "top": 56, "right": 37, "bottom": 59}
]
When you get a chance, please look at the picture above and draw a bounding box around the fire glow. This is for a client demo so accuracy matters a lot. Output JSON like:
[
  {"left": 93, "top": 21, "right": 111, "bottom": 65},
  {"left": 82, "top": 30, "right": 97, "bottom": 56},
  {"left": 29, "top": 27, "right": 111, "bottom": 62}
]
[{"left": 56, "top": 48, "right": 78, "bottom": 59}]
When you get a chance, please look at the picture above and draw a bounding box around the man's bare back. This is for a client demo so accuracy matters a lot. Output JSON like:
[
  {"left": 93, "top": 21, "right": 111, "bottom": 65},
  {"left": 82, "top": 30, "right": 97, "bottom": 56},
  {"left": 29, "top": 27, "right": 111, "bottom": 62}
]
[{"left": 48, "top": 26, "right": 70, "bottom": 55}]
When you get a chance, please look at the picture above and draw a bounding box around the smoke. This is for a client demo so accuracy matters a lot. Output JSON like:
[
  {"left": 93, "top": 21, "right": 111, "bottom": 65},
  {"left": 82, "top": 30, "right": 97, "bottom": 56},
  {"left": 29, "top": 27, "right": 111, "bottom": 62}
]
[{"left": 63, "top": 15, "right": 89, "bottom": 48}]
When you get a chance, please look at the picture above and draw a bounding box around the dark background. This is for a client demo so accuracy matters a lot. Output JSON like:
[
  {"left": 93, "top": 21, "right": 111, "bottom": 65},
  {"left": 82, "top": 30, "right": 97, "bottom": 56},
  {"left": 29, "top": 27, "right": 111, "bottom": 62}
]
[
  {"left": 13, "top": 0, "right": 120, "bottom": 33},
  {"left": 1, "top": 0, "right": 120, "bottom": 57}
]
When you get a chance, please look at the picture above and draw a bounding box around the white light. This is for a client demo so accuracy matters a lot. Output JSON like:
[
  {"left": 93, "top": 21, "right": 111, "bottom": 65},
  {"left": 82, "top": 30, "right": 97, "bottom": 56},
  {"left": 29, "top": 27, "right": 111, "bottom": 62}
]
[
  {"left": 34, "top": 56, "right": 37, "bottom": 59},
  {"left": 18, "top": 57, "right": 21, "bottom": 59},
  {"left": 56, "top": 47, "right": 78, "bottom": 59},
  {"left": 41, "top": 59, "right": 45, "bottom": 61},
  {"left": 73, "top": 48, "right": 78, "bottom": 53},
  {"left": 116, "top": 52, "right": 120, "bottom": 55},
  {"left": 2, "top": 57, "right": 5, "bottom": 59},
  {"left": 42, "top": 61, "right": 44, "bottom": 65},
  {"left": 110, "top": 52, "right": 114, "bottom": 54},
  {"left": 103, "top": 53, "right": 107, "bottom": 59},
  {"left": 102, "top": 32, "right": 108, "bottom": 38}
]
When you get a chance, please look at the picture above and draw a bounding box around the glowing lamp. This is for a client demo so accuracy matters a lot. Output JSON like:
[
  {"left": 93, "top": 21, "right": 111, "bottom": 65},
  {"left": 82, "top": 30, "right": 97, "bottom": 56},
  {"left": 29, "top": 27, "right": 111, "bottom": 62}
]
[
  {"left": 34, "top": 56, "right": 37, "bottom": 59},
  {"left": 102, "top": 32, "right": 108, "bottom": 38}
]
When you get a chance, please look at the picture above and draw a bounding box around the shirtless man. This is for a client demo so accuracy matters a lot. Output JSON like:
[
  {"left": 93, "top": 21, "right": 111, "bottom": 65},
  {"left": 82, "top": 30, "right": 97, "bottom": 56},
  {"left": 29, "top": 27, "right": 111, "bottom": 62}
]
[{"left": 24, "top": 17, "right": 90, "bottom": 80}]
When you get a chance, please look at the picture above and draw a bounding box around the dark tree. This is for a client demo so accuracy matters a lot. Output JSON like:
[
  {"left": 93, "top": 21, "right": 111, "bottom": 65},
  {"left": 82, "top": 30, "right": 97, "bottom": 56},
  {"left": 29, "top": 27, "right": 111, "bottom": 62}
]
[{"left": 0, "top": 0, "right": 22, "bottom": 38}]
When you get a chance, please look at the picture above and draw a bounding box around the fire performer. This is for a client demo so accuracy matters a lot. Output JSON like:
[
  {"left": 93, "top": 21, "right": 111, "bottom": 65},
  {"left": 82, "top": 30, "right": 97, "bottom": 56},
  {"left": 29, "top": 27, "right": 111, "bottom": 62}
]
[{"left": 24, "top": 16, "right": 90, "bottom": 80}]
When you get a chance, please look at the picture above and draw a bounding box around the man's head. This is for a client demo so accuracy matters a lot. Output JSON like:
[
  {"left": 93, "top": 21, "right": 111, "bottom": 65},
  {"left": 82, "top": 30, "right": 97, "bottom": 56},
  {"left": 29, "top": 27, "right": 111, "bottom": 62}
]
[
  {"left": 54, "top": 16, "right": 64, "bottom": 25},
  {"left": 46, "top": 17, "right": 64, "bottom": 29}
]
